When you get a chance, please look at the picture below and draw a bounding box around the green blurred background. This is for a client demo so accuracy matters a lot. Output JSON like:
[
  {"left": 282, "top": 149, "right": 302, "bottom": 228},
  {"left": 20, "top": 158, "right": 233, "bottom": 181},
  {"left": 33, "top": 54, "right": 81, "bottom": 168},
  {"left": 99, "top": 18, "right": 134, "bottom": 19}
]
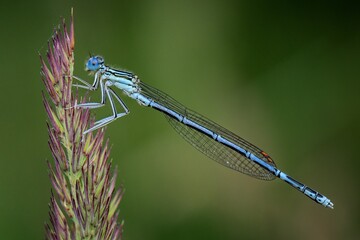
[{"left": 0, "top": 0, "right": 359, "bottom": 239}]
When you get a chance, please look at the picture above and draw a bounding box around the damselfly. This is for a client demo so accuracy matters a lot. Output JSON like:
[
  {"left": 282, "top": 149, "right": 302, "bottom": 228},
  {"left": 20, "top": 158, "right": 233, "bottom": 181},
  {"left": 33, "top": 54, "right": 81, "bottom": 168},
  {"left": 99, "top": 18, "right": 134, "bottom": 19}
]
[{"left": 73, "top": 56, "right": 334, "bottom": 209}]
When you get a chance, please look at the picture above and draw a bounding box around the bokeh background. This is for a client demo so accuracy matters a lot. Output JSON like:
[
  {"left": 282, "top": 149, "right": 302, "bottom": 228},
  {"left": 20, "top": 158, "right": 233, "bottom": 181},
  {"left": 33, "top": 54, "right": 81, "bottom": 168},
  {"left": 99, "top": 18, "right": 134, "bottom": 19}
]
[{"left": 0, "top": 0, "right": 359, "bottom": 239}]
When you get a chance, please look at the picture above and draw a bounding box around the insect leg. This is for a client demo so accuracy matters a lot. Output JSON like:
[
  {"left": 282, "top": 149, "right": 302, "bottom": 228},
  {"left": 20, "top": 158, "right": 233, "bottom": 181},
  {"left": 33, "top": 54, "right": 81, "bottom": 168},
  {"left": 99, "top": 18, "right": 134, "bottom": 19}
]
[{"left": 83, "top": 84, "right": 130, "bottom": 134}]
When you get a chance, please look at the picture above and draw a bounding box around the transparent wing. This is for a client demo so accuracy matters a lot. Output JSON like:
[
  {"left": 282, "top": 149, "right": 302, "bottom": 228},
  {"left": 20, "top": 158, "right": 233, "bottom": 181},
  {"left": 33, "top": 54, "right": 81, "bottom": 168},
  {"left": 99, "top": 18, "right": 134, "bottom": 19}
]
[{"left": 140, "top": 82, "right": 276, "bottom": 180}]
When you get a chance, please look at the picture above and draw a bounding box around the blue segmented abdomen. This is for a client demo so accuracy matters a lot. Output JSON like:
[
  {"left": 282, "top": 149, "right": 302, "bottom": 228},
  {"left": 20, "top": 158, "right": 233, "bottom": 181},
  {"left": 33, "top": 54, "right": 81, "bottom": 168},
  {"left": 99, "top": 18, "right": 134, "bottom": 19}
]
[{"left": 139, "top": 81, "right": 277, "bottom": 180}]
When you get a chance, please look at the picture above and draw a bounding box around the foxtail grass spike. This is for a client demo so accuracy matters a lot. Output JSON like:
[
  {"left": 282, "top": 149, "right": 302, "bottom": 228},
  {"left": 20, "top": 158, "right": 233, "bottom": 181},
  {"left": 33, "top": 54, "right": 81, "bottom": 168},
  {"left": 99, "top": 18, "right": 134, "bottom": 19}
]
[{"left": 41, "top": 9, "right": 124, "bottom": 239}]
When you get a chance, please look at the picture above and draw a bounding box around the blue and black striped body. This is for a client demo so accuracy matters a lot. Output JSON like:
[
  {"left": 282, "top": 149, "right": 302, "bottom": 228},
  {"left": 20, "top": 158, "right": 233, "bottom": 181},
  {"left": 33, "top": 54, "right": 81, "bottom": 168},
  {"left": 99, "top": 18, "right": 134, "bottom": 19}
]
[
  {"left": 77, "top": 56, "right": 334, "bottom": 209},
  {"left": 132, "top": 81, "right": 333, "bottom": 208}
]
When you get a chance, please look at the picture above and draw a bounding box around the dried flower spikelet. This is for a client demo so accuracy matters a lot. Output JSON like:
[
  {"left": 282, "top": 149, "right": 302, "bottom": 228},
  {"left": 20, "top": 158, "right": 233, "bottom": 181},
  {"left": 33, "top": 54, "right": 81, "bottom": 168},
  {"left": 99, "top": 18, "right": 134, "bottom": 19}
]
[{"left": 41, "top": 9, "right": 123, "bottom": 240}]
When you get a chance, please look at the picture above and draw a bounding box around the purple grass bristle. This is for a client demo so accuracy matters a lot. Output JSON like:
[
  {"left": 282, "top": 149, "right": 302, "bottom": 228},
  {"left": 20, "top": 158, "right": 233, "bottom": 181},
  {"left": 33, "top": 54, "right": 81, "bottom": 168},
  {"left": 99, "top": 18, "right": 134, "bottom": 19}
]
[{"left": 41, "top": 9, "right": 123, "bottom": 239}]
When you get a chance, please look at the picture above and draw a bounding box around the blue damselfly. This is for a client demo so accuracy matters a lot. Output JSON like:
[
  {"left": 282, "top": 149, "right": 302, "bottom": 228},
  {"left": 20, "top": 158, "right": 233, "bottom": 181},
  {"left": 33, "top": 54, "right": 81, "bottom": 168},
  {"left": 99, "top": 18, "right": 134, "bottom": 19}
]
[{"left": 73, "top": 56, "right": 334, "bottom": 209}]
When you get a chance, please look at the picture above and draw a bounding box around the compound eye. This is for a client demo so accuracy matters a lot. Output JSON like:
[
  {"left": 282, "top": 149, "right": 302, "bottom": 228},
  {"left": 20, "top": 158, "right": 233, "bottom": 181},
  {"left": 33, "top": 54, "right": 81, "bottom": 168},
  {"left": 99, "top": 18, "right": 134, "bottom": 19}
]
[{"left": 85, "top": 56, "right": 103, "bottom": 71}]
